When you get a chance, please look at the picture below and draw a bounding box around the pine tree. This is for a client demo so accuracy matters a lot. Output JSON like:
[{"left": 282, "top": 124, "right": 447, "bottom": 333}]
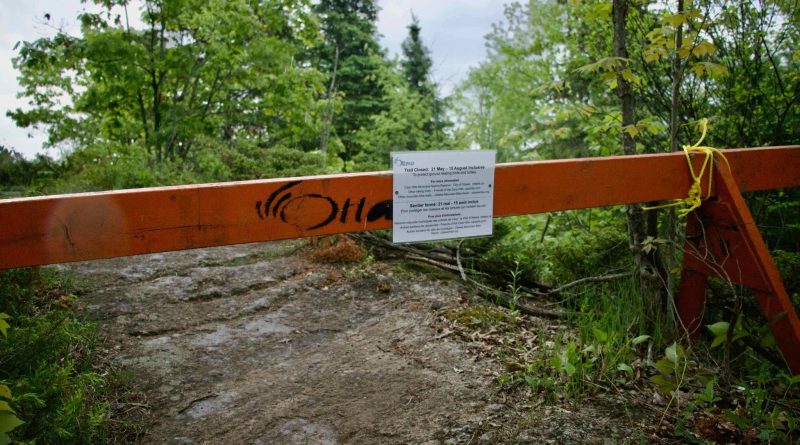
[
  {"left": 399, "top": 13, "right": 449, "bottom": 143},
  {"left": 312, "top": 0, "right": 388, "bottom": 164},
  {"left": 401, "top": 14, "right": 434, "bottom": 98}
]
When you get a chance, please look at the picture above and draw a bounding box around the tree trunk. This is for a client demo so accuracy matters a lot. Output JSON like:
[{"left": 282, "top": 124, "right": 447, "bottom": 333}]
[
  {"left": 612, "top": 0, "right": 667, "bottom": 330},
  {"left": 320, "top": 46, "right": 340, "bottom": 156},
  {"left": 670, "top": 0, "right": 685, "bottom": 153},
  {"left": 663, "top": 0, "right": 686, "bottom": 318}
]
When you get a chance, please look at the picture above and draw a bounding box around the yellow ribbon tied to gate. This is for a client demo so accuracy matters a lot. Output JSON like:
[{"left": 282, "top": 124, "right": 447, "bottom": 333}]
[{"left": 643, "top": 118, "right": 730, "bottom": 217}]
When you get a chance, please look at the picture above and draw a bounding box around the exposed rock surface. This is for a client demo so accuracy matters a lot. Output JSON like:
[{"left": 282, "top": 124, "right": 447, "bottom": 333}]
[{"left": 65, "top": 240, "right": 657, "bottom": 444}]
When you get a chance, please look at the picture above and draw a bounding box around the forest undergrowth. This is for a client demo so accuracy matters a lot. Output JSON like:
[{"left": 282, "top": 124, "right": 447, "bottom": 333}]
[{"left": 455, "top": 210, "right": 800, "bottom": 444}]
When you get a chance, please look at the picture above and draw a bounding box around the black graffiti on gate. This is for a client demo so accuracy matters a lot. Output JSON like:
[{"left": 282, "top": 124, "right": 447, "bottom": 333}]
[{"left": 256, "top": 181, "right": 392, "bottom": 231}]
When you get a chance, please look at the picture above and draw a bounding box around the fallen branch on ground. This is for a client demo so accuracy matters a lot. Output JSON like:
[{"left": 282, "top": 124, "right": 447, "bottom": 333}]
[
  {"left": 535, "top": 272, "right": 632, "bottom": 296},
  {"left": 353, "top": 233, "right": 567, "bottom": 319}
]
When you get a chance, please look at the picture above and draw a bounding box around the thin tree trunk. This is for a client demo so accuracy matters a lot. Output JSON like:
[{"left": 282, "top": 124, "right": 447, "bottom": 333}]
[
  {"left": 613, "top": 0, "right": 667, "bottom": 330},
  {"left": 320, "top": 46, "right": 340, "bottom": 156},
  {"left": 670, "top": 0, "right": 685, "bottom": 153},
  {"left": 664, "top": 0, "right": 686, "bottom": 317}
]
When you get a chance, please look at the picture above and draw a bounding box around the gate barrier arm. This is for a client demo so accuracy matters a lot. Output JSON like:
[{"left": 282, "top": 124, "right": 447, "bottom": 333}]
[{"left": 1, "top": 145, "right": 799, "bottom": 373}]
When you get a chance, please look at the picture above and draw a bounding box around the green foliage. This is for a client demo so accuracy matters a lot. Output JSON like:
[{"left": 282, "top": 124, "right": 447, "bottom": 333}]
[
  {"left": 2, "top": 0, "right": 465, "bottom": 189},
  {"left": 400, "top": 13, "right": 449, "bottom": 142},
  {"left": 196, "top": 139, "right": 333, "bottom": 181},
  {"left": 650, "top": 342, "right": 692, "bottom": 394},
  {"left": 9, "top": 0, "right": 325, "bottom": 163},
  {"left": 0, "top": 147, "right": 28, "bottom": 188},
  {"left": 401, "top": 13, "right": 434, "bottom": 98},
  {"left": 723, "top": 377, "right": 800, "bottom": 441},
  {"left": 501, "top": 281, "right": 657, "bottom": 400},
  {"left": 706, "top": 317, "right": 747, "bottom": 349},
  {"left": 0, "top": 147, "right": 64, "bottom": 195},
  {"left": 311, "top": 0, "right": 389, "bottom": 163},
  {"left": 352, "top": 66, "right": 452, "bottom": 171},
  {"left": 452, "top": 0, "right": 621, "bottom": 162},
  {"left": 473, "top": 210, "right": 629, "bottom": 287},
  {"left": 0, "top": 269, "right": 139, "bottom": 444},
  {"left": 0, "top": 314, "right": 23, "bottom": 445},
  {"left": 454, "top": 0, "right": 800, "bottom": 163},
  {"left": 3, "top": 139, "right": 335, "bottom": 194},
  {"left": 774, "top": 249, "right": 800, "bottom": 300}
]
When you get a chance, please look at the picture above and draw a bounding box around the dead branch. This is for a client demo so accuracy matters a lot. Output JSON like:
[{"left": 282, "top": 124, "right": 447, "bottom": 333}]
[
  {"left": 351, "top": 232, "right": 567, "bottom": 319},
  {"left": 456, "top": 239, "right": 467, "bottom": 281},
  {"left": 472, "top": 280, "right": 568, "bottom": 320},
  {"left": 405, "top": 254, "right": 462, "bottom": 274},
  {"left": 538, "top": 272, "right": 632, "bottom": 295},
  {"left": 352, "top": 233, "right": 457, "bottom": 265}
]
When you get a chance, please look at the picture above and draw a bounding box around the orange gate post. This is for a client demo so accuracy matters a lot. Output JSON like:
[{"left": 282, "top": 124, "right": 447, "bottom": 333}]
[{"left": 676, "top": 162, "right": 800, "bottom": 374}]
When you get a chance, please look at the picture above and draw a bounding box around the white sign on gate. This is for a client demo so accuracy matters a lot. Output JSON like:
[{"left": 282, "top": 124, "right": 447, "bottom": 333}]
[{"left": 391, "top": 150, "right": 496, "bottom": 244}]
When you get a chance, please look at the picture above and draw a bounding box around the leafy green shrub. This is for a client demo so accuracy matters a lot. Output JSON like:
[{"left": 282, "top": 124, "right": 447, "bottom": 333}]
[
  {"left": 773, "top": 249, "right": 800, "bottom": 298},
  {"left": 11, "top": 138, "right": 337, "bottom": 195},
  {"left": 0, "top": 269, "right": 140, "bottom": 444},
  {"left": 543, "top": 223, "right": 628, "bottom": 284},
  {"left": 0, "top": 314, "right": 23, "bottom": 445},
  {"left": 465, "top": 216, "right": 546, "bottom": 287},
  {"left": 472, "top": 210, "right": 629, "bottom": 287},
  {"left": 33, "top": 142, "right": 195, "bottom": 193},
  {"left": 227, "top": 144, "right": 331, "bottom": 179}
]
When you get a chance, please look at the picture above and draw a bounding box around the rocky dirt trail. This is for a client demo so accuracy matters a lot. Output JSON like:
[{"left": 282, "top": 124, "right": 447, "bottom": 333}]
[{"left": 63, "top": 240, "right": 658, "bottom": 444}]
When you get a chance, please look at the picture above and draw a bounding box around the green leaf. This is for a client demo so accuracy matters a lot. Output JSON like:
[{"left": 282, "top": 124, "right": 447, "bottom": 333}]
[
  {"left": 644, "top": 48, "right": 665, "bottom": 63},
  {"left": 0, "top": 320, "right": 8, "bottom": 338},
  {"left": 620, "top": 68, "right": 640, "bottom": 85},
  {"left": 579, "top": 104, "right": 597, "bottom": 116},
  {"left": 563, "top": 361, "right": 576, "bottom": 376},
  {"left": 650, "top": 374, "right": 675, "bottom": 393},
  {"left": 0, "top": 432, "right": 10, "bottom": 445},
  {"left": 662, "top": 13, "right": 688, "bottom": 28},
  {"left": 0, "top": 403, "right": 12, "bottom": 414},
  {"left": 690, "top": 62, "right": 729, "bottom": 78},
  {"left": 0, "top": 387, "right": 9, "bottom": 400},
  {"left": 692, "top": 40, "right": 716, "bottom": 57},
  {"left": 707, "top": 321, "right": 729, "bottom": 337},
  {"left": 623, "top": 124, "right": 639, "bottom": 139},
  {"left": 0, "top": 314, "right": 10, "bottom": 320},
  {"left": 576, "top": 57, "right": 626, "bottom": 74},
  {"left": 589, "top": 3, "right": 612, "bottom": 20},
  {"left": 632, "top": 334, "right": 651, "bottom": 345},
  {"left": 617, "top": 363, "right": 633, "bottom": 374},
  {"left": 592, "top": 328, "right": 608, "bottom": 342},
  {"left": 677, "top": 44, "right": 692, "bottom": 59},
  {"left": 665, "top": 342, "right": 679, "bottom": 364},
  {"left": 646, "top": 27, "right": 670, "bottom": 43},
  {"left": 695, "top": 378, "right": 717, "bottom": 403},
  {"left": 0, "top": 412, "right": 23, "bottom": 434},
  {"left": 654, "top": 358, "right": 675, "bottom": 375},
  {"left": 685, "top": 8, "right": 703, "bottom": 20}
]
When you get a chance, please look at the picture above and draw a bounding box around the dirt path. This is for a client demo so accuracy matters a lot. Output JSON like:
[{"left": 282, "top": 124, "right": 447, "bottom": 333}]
[{"left": 64, "top": 240, "right": 657, "bottom": 444}]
